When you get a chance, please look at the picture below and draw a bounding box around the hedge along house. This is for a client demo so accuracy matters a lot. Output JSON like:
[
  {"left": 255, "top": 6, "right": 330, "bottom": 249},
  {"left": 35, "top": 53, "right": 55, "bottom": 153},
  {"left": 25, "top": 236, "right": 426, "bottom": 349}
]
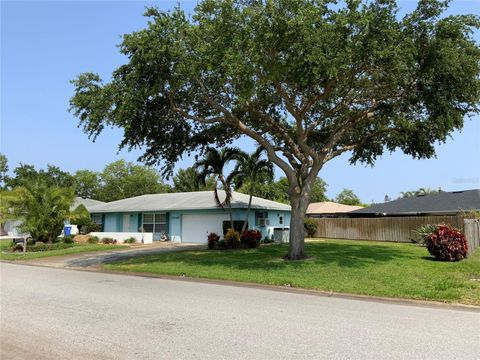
[{"left": 88, "top": 191, "right": 291, "bottom": 244}]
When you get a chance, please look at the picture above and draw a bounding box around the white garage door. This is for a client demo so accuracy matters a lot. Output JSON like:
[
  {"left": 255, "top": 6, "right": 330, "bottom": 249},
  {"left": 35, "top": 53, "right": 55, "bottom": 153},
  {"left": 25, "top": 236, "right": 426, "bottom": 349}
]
[{"left": 182, "top": 214, "right": 229, "bottom": 243}]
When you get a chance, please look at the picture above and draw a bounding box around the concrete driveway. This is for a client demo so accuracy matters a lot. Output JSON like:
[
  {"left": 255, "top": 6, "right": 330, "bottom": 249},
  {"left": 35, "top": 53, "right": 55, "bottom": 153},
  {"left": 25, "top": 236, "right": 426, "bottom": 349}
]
[{"left": 23, "top": 242, "right": 205, "bottom": 269}]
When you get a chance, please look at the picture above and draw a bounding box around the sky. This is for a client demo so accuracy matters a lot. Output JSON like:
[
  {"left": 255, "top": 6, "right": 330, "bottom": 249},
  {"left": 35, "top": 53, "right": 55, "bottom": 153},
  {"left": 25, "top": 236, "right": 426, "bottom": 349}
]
[{"left": 1, "top": 0, "right": 479, "bottom": 204}]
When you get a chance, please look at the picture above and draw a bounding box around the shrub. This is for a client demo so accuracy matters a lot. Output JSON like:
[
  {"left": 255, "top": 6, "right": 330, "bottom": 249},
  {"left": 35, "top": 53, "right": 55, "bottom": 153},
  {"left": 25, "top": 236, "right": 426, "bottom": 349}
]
[
  {"left": 411, "top": 224, "right": 438, "bottom": 244},
  {"left": 26, "top": 242, "right": 74, "bottom": 252},
  {"left": 84, "top": 223, "right": 102, "bottom": 234},
  {"left": 224, "top": 228, "right": 241, "bottom": 249},
  {"left": 425, "top": 224, "right": 468, "bottom": 261},
  {"left": 222, "top": 221, "right": 247, "bottom": 235},
  {"left": 101, "top": 237, "right": 116, "bottom": 244},
  {"left": 304, "top": 218, "right": 317, "bottom": 237},
  {"left": 207, "top": 232, "right": 220, "bottom": 249},
  {"left": 63, "top": 236, "right": 75, "bottom": 244},
  {"left": 124, "top": 237, "right": 137, "bottom": 244},
  {"left": 216, "top": 239, "right": 228, "bottom": 250},
  {"left": 262, "top": 236, "right": 275, "bottom": 244},
  {"left": 87, "top": 236, "right": 100, "bottom": 244},
  {"left": 240, "top": 229, "right": 262, "bottom": 248}
]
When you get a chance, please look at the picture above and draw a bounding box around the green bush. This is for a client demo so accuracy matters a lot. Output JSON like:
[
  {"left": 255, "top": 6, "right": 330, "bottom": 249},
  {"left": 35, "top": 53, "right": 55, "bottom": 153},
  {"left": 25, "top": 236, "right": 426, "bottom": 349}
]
[
  {"left": 26, "top": 242, "right": 74, "bottom": 252},
  {"left": 124, "top": 237, "right": 137, "bottom": 244},
  {"left": 63, "top": 236, "right": 75, "bottom": 244},
  {"left": 87, "top": 236, "right": 99, "bottom": 244},
  {"left": 101, "top": 237, "right": 116, "bottom": 244},
  {"left": 216, "top": 239, "right": 228, "bottom": 250},
  {"left": 261, "top": 236, "right": 275, "bottom": 244},
  {"left": 222, "top": 221, "right": 246, "bottom": 235},
  {"left": 304, "top": 218, "right": 317, "bottom": 237},
  {"left": 84, "top": 223, "right": 102, "bottom": 233},
  {"left": 224, "top": 228, "right": 241, "bottom": 249}
]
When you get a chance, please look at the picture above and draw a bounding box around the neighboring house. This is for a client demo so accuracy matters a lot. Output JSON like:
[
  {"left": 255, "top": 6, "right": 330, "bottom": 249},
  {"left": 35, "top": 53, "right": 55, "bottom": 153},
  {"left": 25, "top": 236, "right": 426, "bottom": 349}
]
[
  {"left": 306, "top": 201, "right": 363, "bottom": 218},
  {"left": 349, "top": 189, "right": 480, "bottom": 217},
  {"left": 88, "top": 191, "right": 291, "bottom": 243}
]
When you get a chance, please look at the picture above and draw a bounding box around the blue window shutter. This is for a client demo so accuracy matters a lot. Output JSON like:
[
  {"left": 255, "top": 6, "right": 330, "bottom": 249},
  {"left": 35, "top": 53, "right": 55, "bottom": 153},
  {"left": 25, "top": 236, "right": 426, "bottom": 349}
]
[
  {"left": 138, "top": 213, "right": 142, "bottom": 232},
  {"left": 101, "top": 214, "right": 105, "bottom": 232}
]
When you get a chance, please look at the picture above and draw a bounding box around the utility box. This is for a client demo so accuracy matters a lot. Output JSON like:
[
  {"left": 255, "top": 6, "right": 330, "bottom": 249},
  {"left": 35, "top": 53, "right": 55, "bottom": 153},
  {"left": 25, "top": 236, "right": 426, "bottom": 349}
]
[{"left": 273, "top": 228, "right": 290, "bottom": 243}]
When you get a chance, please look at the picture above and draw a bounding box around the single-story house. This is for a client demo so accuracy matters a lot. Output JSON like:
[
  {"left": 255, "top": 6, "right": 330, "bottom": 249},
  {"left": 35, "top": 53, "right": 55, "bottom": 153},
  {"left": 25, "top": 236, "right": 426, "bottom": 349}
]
[
  {"left": 306, "top": 201, "right": 363, "bottom": 218},
  {"left": 349, "top": 189, "right": 480, "bottom": 217},
  {"left": 88, "top": 191, "right": 291, "bottom": 243},
  {"left": 65, "top": 197, "right": 106, "bottom": 235}
]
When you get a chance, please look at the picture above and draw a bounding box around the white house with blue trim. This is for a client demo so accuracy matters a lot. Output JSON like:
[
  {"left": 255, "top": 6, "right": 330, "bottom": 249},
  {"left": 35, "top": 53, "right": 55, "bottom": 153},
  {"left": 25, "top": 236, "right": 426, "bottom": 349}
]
[{"left": 88, "top": 191, "right": 291, "bottom": 244}]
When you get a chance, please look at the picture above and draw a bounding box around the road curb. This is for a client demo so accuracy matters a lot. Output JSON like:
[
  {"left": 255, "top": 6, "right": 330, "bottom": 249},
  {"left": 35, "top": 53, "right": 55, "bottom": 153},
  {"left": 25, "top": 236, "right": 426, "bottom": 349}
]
[{"left": 3, "top": 261, "right": 479, "bottom": 312}]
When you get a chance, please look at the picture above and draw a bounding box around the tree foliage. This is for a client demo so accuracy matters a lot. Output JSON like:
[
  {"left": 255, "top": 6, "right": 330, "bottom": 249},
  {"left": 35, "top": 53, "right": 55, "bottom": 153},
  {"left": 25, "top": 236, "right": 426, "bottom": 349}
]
[
  {"left": 172, "top": 166, "right": 216, "bottom": 192},
  {"left": 0, "top": 153, "right": 8, "bottom": 188},
  {"left": 6, "top": 164, "right": 75, "bottom": 189},
  {"left": 70, "top": 0, "right": 480, "bottom": 259},
  {"left": 74, "top": 169, "right": 101, "bottom": 199},
  {"left": 335, "top": 188, "right": 362, "bottom": 206},
  {"left": 11, "top": 180, "right": 76, "bottom": 242},
  {"left": 400, "top": 187, "right": 442, "bottom": 198},
  {"left": 96, "top": 160, "right": 171, "bottom": 202}
]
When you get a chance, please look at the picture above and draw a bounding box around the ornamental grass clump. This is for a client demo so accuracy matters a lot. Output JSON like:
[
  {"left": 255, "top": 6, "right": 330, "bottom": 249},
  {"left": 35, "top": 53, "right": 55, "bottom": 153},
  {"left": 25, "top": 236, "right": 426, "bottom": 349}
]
[{"left": 425, "top": 224, "right": 468, "bottom": 262}]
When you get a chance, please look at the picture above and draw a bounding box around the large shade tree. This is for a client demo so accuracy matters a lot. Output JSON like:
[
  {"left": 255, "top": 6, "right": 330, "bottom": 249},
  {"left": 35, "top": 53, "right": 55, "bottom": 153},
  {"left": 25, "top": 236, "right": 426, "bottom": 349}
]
[{"left": 70, "top": 0, "right": 480, "bottom": 259}]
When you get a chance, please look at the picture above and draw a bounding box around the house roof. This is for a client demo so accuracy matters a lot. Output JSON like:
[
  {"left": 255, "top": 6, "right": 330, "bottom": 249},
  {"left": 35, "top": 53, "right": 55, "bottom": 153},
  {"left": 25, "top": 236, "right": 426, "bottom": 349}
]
[
  {"left": 306, "top": 201, "right": 363, "bottom": 214},
  {"left": 88, "top": 191, "right": 291, "bottom": 213},
  {"left": 72, "top": 197, "right": 105, "bottom": 212},
  {"left": 351, "top": 189, "right": 480, "bottom": 215}
]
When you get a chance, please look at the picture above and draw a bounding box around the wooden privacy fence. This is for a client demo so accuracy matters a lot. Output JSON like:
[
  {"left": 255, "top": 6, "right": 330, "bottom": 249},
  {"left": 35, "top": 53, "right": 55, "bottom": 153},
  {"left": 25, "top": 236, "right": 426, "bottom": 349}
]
[
  {"left": 313, "top": 215, "right": 470, "bottom": 243},
  {"left": 464, "top": 219, "right": 480, "bottom": 253}
]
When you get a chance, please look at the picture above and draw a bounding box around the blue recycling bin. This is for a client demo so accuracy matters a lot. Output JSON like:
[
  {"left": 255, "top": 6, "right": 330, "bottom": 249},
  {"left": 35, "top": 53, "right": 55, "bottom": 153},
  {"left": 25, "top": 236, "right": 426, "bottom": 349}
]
[{"left": 64, "top": 226, "right": 72, "bottom": 236}]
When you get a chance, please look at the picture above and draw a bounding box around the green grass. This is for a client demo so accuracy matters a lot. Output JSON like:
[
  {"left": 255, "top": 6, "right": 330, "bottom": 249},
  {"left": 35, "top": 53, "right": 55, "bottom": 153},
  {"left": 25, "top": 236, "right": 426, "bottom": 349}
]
[
  {"left": 105, "top": 239, "right": 480, "bottom": 305},
  {"left": 0, "top": 239, "right": 125, "bottom": 261}
]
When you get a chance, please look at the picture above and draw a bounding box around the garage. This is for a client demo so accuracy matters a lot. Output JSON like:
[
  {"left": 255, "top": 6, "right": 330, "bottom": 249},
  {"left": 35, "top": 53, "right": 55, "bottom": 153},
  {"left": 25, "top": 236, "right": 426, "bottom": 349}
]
[{"left": 181, "top": 213, "right": 230, "bottom": 243}]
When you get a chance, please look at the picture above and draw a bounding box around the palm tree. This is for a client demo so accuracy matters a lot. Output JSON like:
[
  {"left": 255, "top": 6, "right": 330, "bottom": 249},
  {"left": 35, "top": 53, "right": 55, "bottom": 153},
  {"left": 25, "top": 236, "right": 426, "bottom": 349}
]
[
  {"left": 194, "top": 147, "right": 242, "bottom": 229},
  {"left": 233, "top": 147, "right": 274, "bottom": 233}
]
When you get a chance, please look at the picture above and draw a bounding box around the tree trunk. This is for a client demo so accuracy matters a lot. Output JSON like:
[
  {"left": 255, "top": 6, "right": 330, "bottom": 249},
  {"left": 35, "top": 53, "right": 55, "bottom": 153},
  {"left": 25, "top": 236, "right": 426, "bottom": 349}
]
[
  {"left": 242, "top": 184, "right": 254, "bottom": 233},
  {"left": 228, "top": 201, "right": 234, "bottom": 230},
  {"left": 287, "top": 187, "right": 311, "bottom": 260}
]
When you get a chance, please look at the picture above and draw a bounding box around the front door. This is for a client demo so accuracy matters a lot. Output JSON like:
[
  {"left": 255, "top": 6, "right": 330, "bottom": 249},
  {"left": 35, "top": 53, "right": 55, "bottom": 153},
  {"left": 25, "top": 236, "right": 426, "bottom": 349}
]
[{"left": 123, "top": 214, "right": 130, "bottom": 232}]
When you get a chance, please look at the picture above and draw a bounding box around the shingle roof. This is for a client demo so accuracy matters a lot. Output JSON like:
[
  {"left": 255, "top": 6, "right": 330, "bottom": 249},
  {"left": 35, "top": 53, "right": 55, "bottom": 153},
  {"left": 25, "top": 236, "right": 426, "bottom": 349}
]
[
  {"left": 351, "top": 189, "right": 480, "bottom": 215},
  {"left": 88, "top": 191, "right": 291, "bottom": 213},
  {"left": 306, "top": 201, "right": 363, "bottom": 214},
  {"left": 72, "top": 197, "right": 105, "bottom": 212}
]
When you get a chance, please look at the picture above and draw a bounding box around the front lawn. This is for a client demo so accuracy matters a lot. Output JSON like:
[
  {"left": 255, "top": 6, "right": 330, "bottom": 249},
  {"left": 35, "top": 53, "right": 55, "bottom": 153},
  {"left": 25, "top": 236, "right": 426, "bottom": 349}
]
[
  {"left": 105, "top": 239, "right": 480, "bottom": 305},
  {"left": 0, "top": 240, "right": 125, "bottom": 261}
]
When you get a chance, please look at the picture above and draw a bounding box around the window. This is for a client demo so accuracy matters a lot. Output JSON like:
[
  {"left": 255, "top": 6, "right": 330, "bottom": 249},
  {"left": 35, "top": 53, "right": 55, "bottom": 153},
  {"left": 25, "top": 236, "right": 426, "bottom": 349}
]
[
  {"left": 142, "top": 213, "right": 167, "bottom": 233},
  {"left": 92, "top": 214, "right": 103, "bottom": 225},
  {"left": 255, "top": 211, "right": 269, "bottom": 226}
]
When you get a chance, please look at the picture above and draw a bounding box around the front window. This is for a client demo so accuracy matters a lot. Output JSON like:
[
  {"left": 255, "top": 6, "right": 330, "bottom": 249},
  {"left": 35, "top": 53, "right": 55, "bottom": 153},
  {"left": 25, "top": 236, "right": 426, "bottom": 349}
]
[
  {"left": 142, "top": 213, "right": 167, "bottom": 233},
  {"left": 92, "top": 214, "right": 102, "bottom": 225}
]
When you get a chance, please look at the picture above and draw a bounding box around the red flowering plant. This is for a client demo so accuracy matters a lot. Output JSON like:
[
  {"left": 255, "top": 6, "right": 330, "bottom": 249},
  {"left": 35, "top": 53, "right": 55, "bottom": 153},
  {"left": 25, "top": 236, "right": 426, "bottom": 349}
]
[
  {"left": 425, "top": 224, "right": 468, "bottom": 261},
  {"left": 240, "top": 229, "right": 262, "bottom": 248},
  {"left": 207, "top": 232, "right": 220, "bottom": 249}
]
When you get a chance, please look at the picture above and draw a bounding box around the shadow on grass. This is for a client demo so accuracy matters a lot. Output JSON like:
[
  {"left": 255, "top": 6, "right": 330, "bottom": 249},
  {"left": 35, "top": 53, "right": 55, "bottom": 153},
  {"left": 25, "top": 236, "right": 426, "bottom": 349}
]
[{"left": 114, "top": 241, "right": 416, "bottom": 271}]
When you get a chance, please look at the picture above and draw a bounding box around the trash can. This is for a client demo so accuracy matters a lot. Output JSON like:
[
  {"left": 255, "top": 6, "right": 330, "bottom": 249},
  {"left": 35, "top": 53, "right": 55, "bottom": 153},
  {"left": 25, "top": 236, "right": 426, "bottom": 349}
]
[
  {"left": 273, "top": 228, "right": 290, "bottom": 243},
  {"left": 64, "top": 226, "right": 72, "bottom": 236}
]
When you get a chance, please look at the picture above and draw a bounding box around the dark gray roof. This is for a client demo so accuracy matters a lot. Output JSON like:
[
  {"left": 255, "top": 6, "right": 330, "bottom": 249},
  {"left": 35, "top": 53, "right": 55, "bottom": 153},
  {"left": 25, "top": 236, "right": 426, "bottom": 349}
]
[
  {"left": 88, "top": 191, "right": 291, "bottom": 213},
  {"left": 351, "top": 189, "right": 480, "bottom": 215}
]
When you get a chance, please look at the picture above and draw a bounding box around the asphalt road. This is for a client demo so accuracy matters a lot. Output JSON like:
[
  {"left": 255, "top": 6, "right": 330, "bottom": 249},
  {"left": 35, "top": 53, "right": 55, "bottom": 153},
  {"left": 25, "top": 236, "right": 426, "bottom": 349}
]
[{"left": 1, "top": 263, "right": 479, "bottom": 360}]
